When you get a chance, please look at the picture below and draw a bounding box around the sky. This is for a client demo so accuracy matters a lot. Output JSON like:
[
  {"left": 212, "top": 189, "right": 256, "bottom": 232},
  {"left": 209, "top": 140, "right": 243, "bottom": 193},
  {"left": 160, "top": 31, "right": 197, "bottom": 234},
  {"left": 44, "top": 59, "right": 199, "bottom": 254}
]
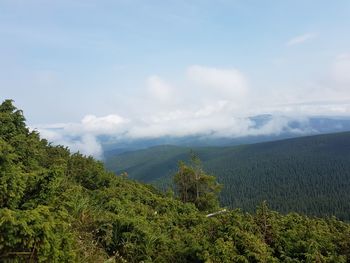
[{"left": 1, "top": 0, "right": 350, "bottom": 157}]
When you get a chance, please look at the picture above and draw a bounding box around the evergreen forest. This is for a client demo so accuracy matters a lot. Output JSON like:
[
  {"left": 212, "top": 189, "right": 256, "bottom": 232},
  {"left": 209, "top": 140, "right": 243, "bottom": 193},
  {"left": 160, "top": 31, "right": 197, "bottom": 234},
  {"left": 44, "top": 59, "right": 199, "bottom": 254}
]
[{"left": 105, "top": 132, "right": 350, "bottom": 220}]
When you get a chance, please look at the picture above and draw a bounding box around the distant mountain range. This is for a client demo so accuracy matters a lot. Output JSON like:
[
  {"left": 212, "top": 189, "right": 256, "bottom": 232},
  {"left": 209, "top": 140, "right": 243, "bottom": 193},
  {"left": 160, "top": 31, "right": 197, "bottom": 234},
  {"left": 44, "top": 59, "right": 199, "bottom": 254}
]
[
  {"left": 102, "top": 115, "right": 350, "bottom": 156},
  {"left": 104, "top": 131, "right": 350, "bottom": 220}
]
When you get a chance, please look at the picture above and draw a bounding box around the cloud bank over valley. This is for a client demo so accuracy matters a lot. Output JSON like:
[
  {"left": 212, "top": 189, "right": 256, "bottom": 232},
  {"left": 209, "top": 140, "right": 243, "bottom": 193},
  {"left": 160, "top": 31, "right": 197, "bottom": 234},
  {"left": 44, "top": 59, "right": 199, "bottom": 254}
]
[{"left": 32, "top": 61, "right": 350, "bottom": 158}]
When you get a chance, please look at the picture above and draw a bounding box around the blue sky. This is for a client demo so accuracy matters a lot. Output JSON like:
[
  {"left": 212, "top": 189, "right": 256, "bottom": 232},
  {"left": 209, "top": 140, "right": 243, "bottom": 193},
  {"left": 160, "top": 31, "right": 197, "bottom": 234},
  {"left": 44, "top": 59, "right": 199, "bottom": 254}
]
[{"left": 1, "top": 0, "right": 350, "bottom": 156}]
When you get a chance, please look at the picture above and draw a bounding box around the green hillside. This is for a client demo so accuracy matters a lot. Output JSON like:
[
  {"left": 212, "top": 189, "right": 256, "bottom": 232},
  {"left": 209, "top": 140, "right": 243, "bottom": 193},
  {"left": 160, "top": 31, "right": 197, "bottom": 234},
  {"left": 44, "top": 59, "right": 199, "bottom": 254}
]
[
  {"left": 105, "top": 132, "right": 350, "bottom": 220},
  {"left": 3, "top": 99, "right": 350, "bottom": 262}
]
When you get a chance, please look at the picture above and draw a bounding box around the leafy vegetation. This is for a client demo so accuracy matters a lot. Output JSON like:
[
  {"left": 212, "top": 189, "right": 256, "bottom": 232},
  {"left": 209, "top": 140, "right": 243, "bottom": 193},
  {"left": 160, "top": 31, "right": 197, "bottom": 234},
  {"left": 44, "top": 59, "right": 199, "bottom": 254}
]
[
  {"left": 2, "top": 99, "right": 350, "bottom": 262},
  {"left": 105, "top": 132, "right": 350, "bottom": 220}
]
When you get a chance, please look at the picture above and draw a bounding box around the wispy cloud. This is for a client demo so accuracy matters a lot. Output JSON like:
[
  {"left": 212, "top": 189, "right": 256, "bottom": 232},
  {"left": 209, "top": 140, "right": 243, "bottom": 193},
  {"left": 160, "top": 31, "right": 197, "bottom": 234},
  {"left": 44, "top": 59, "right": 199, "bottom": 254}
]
[{"left": 286, "top": 32, "right": 318, "bottom": 46}]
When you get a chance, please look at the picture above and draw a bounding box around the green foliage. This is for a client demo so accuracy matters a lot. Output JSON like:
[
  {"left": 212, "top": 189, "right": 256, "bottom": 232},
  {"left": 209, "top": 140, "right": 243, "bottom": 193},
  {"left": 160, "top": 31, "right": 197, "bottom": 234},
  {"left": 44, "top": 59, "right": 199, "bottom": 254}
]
[
  {"left": 67, "top": 153, "right": 112, "bottom": 190},
  {"left": 0, "top": 99, "right": 27, "bottom": 142},
  {"left": 2, "top": 99, "right": 350, "bottom": 262},
  {"left": 0, "top": 139, "right": 26, "bottom": 209},
  {"left": 0, "top": 206, "right": 74, "bottom": 262}
]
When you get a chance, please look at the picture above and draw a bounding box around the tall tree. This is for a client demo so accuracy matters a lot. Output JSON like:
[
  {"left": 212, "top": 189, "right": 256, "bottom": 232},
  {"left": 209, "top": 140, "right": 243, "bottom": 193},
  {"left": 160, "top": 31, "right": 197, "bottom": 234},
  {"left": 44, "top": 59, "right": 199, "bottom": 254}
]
[{"left": 173, "top": 153, "right": 222, "bottom": 211}]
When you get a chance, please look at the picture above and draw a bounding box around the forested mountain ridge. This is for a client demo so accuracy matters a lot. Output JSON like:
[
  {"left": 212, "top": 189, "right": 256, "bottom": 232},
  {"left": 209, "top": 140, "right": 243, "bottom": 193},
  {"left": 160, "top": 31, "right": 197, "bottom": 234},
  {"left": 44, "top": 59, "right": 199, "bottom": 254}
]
[
  {"left": 105, "top": 132, "right": 350, "bottom": 220},
  {"left": 2, "top": 99, "right": 350, "bottom": 262}
]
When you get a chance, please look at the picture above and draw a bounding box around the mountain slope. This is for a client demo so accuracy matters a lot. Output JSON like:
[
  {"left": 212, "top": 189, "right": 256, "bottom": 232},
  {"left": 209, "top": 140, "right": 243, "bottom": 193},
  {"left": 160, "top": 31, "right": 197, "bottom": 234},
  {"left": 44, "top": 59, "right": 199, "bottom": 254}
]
[
  {"left": 105, "top": 132, "right": 350, "bottom": 220},
  {"left": 3, "top": 100, "right": 350, "bottom": 262}
]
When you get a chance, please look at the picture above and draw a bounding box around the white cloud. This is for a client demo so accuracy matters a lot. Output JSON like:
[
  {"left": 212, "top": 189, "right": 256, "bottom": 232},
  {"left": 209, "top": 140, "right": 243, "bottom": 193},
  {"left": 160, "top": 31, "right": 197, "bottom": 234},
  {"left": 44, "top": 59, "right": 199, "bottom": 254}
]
[
  {"left": 36, "top": 113, "right": 128, "bottom": 136},
  {"left": 33, "top": 61, "right": 350, "bottom": 158},
  {"left": 147, "top": 75, "right": 173, "bottom": 103},
  {"left": 286, "top": 32, "right": 317, "bottom": 46},
  {"left": 187, "top": 65, "right": 248, "bottom": 100},
  {"left": 33, "top": 113, "right": 128, "bottom": 159},
  {"left": 74, "top": 135, "right": 103, "bottom": 158},
  {"left": 80, "top": 114, "right": 127, "bottom": 134},
  {"left": 36, "top": 127, "right": 104, "bottom": 158}
]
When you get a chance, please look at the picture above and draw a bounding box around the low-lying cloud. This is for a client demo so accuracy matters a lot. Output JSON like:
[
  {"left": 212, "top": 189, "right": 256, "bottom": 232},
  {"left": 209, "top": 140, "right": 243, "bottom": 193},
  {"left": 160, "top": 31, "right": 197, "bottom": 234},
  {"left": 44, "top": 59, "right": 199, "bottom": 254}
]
[
  {"left": 32, "top": 61, "right": 350, "bottom": 158},
  {"left": 34, "top": 112, "right": 311, "bottom": 159}
]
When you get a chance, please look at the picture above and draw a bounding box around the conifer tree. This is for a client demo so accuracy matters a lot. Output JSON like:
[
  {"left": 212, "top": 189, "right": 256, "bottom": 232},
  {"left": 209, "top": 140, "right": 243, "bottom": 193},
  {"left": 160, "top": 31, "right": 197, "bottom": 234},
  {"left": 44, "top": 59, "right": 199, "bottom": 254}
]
[{"left": 173, "top": 152, "right": 222, "bottom": 211}]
